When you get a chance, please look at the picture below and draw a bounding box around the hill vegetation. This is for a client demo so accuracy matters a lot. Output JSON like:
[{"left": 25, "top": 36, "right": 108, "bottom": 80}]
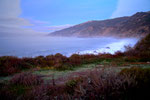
[
  {"left": 124, "top": 33, "right": 150, "bottom": 60},
  {"left": 50, "top": 11, "right": 150, "bottom": 38}
]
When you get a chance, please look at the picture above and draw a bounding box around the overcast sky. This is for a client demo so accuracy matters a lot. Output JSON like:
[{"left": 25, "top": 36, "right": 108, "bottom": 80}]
[{"left": 0, "top": 0, "right": 150, "bottom": 37}]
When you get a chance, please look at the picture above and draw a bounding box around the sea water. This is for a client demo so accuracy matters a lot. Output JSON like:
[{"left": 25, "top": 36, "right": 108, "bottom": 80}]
[{"left": 0, "top": 36, "right": 139, "bottom": 57}]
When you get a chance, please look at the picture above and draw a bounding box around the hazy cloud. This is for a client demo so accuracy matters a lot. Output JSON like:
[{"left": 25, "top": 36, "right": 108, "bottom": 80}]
[
  {"left": 0, "top": 0, "right": 72, "bottom": 37},
  {"left": 27, "top": 24, "right": 72, "bottom": 33},
  {"left": 0, "top": 0, "right": 32, "bottom": 27},
  {"left": 111, "top": 0, "right": 150, "bottom": 18},
  {"left": 47, "top": 24, "right": 72, "bottom": 32},
  {"left": 0, "top": 0, "right": 46, "bottom": 37},
  {"left": 26, "top": 19, "right": 72, "bottom": 32},
  {"left": 0, "top": 0, "right": 21, "bottom": 18}
]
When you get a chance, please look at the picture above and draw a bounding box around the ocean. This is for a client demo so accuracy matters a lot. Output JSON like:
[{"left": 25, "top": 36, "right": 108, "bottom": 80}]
[{"left": 0, "top": 36, "right": 138, "bottom": 58}]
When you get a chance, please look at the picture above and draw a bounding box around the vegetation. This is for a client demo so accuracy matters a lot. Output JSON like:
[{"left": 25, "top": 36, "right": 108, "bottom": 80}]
[
  {"left": 0, "top": 34, "right": 150, "bottom": 100},
  {"left": 1, "top": 67, "right": 150, "bottom": 100},
  {"left": 0, "top": 53, "right": 113, "bottom": 76},
  {"left": 124, "top": 33, "right": 150, "bottom": 61}
]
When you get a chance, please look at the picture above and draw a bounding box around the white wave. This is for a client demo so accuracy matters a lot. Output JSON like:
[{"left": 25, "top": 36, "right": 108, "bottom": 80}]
[{"left": 73, "top": 39, "right": 138, "bottom": 55}]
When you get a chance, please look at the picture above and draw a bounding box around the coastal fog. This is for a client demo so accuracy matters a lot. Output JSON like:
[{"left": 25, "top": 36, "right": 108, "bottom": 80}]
[{"left": 0, "top": 36, "right": 138, "bottom": 57}]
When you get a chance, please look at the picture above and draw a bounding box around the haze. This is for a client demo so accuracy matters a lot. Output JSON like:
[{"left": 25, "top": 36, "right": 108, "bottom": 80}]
[{"left": 0, "top": 0, "right": 149, "bottom": 57}]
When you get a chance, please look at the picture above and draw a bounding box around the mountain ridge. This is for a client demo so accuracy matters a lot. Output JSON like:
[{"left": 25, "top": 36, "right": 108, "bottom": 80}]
[{"left": 49, "top": 11, "right": 150, "bottom": 38}]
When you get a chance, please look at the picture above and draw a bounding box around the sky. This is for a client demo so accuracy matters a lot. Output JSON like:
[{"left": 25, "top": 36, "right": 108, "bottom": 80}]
[{"left": 0, "top": 0, "right": 150, "bottom": 37}]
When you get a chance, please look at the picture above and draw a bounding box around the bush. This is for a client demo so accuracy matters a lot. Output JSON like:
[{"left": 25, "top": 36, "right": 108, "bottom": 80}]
[
  {"left": 120, "top": 67, "right": 150, "bottom": 85},
  {"left": 124, "top": 33, "right": 150, "bottom": 60},
  {"left": 65, "top": 77, "right": 83, "bottom": 94},
  {"left": 0, "top": 56, "right": 34, "bottom": 76},
  {"left": 2, "top": 67, "right": 150, "bottom": 100},
  {"left": 120, "top": 67, "right": 150, "bottom": 99},
  {"left": 73, "top": 70, "right": 136, "bottom": 100},
  {"left": 25, "top": 84, "right": 67, "bottom": 100},
  {"left": 69, "top": 54, "right": 82, "bottom": 66},
  {"left": 10, "top": 72, "right": 43, "bottom": 86}
]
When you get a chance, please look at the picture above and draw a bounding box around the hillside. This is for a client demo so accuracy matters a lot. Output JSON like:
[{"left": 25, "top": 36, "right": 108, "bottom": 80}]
[
  {"left": 135, "top": 33, "right": 150, "bottom": 51},
  {"left": 134, "top": 33, "right": 150, "bottom": 58},
  {"left": 49, "top": 11, "right": 150, "bottom": 38}
]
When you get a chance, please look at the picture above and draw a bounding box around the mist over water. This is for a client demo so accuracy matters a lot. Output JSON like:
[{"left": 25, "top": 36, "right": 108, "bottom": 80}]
[{"left": 0, "top": 36, "right": 138, "bottom": 57}]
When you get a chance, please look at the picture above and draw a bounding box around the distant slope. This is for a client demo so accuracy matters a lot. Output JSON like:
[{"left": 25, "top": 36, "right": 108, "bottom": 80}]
[{"left": 49, "top": 11, "right": 150, "bottom": 38}]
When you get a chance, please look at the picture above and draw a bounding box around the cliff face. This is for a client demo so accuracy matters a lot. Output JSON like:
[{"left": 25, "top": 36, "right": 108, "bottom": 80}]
[{"left": 49, "top": 11, "right": 150, "bottom": 38}]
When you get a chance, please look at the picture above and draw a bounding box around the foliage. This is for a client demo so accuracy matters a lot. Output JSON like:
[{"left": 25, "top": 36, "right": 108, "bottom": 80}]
[
  {"left": 120, "top": 67, "right": 150, "bottom": 99},
  {"left": 10, "top": 72, "right": 43, "bottom": 86},
  {"left": 0, "top": 53, "right": 114, "bottom": 76},
  {"left": 1, "top": 67, "right": 150, "bottom": 99},
  {"left": 124, "top": 33, "right": 150, "bottom": 61}
]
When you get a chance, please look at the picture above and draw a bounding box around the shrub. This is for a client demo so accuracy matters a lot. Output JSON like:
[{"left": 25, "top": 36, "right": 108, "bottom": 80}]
[
  {"left": 114, "top": 51, "right": 125, "bottom": 57},
  {"left": 0, "top": 56, "right": 20, "bottom": 76},
  {"left": 73, "top": 69, "right": 137, "bottom": 100},
  {"left": 0, "top": 56, "right": 35, "bottom": 76},
  {"left": 2, "top": 67, "right": 150, "bottom": 100},
  {"left": 25, "top": 84, "right": 67, "bottom": 100},
  {"left": 65, "top": 77, "right": 83, "bottom": 94},
  {"left": 69, "top": 54, "right": 82, "bottom": 65},
  {"left": 120, "top": 67, "right": 150, "bottom": 99},
  {"left": 120, "top": 67, "right": 150, "bottom": 85},
  {"left": 124, "top": 33, "right": 150, "bottom": 60},
  {"left": 10, "top": 72, "right": 43, "bottom": 86}
]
